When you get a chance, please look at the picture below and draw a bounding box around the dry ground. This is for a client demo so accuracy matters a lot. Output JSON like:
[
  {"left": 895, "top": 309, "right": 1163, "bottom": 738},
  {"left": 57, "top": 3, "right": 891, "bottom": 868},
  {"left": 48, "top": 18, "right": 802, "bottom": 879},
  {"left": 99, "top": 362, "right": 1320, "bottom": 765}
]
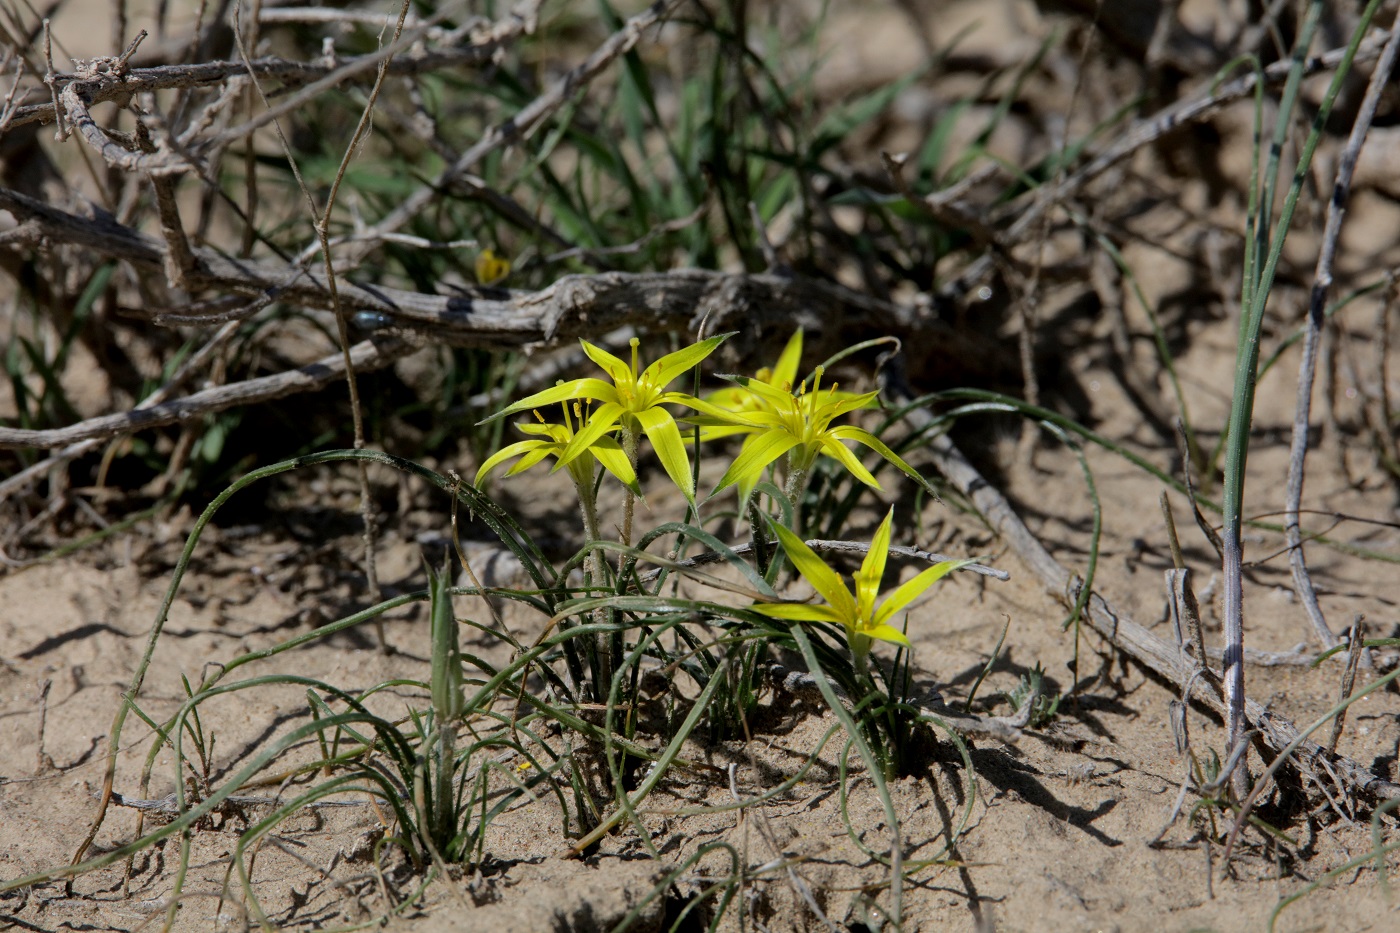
[{"left": 5, "top": 1, "right": 1400, "bottom": 931}]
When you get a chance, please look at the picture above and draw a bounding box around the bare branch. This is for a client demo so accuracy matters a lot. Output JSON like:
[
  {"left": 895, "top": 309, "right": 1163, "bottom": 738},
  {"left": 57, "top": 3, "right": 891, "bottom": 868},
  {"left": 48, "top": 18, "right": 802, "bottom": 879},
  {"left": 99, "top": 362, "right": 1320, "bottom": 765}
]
[
  {"left": 1285, "top": 20, "right": 1400, "bottom": 653},
  {"left": 0, "top": 184, "right": 940, "bottom": 351},
  {"left": 937, "top": 23, "right": 1396, "bottom": 304},
  {"left": 0, "top": 338, "right": 414, "bottom": 450},
  {"left": 7, "top": 41, "right": 522, "bottom": 133}
]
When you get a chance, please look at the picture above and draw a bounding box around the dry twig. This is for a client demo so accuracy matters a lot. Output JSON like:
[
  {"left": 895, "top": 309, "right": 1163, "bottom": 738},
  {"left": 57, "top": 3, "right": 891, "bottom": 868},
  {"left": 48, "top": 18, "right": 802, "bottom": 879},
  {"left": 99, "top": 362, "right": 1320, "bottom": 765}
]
[{"left": 1284, "top": 17, "right": 1400, "bottom": 654}]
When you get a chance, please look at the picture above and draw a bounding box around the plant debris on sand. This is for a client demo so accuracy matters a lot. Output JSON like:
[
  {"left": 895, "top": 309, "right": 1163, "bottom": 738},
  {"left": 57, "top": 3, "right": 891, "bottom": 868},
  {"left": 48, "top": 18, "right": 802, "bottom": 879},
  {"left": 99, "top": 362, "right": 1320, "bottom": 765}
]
[{"left": 4, "top": 2, "right": 1400, "bottom": 932}]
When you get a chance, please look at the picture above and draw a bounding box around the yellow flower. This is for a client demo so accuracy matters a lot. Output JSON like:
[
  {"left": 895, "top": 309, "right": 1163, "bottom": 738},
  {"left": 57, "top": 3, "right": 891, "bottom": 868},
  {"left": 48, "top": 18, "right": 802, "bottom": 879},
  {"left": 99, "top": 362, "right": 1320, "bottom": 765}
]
[
  {"left": 475, "top": 402, "right": 640, "bottom": 496},
  {"left": 475, "top": 249, "right": 511, "bottom": 285},
  {"left": 691, "top": 362, "right": 929, "bottom": 506},
  {"left": 754, "top": 509, "right": 971, "bottom": 656},
  {"left": 482, "top": 334, "right": 732, "bottom": 504},
  {"left": 698, "top": 329, "right": 807, "bottom": 440}
]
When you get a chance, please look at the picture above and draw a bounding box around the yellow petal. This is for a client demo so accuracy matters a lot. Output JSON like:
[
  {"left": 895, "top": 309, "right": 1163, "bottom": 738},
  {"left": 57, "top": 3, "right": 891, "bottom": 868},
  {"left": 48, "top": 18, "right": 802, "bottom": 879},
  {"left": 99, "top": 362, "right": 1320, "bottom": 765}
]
[
  {"left": 580, "top": 340, "right": 633, "bottom": 384},
  {"left": 484, "top": 378, "right": 618, "bottom": 423},
  {"left": 711, "top": 429, "right": 801, "bottom": 500},
  {"left": 588, "top": 436, "right": 641, "bottom": 495},
  {"left": 764, "top": 518, "right": 857, "bottom": 621},
  {"left": 730, "top": 374, "right": 793, "bottom": 409},
  {"left": 557, "top": 401, "right": 625, "bottom": 467},
  {"left": 873, "top": 559, "right": 974, "bottom": 628},
  {"left": 633, "top": 405, "right": 695, "bottom": 503},
  {"left": 473, "top": 439, "right": 544, "bottom": 486},
  {"left": 818, "top": 435, "right": 882, "bottom": 490},
  {"left": 861, "top": 622, "right": 911, "bottom": 648},
  {"left": 751, "top": 602, "right": 851, "bottom": 626},
  {"left": 645, "top": 333, "right": 734, "bottom": 387},
  {"left": 475, "top": 249, "right": 511, "bottom": 285},
  {"left": 770, "top": 329, "right": 804, "bottom": 390},
  {"left": 506, "top": 446, "right": 556, "bottom": 477},
  {"left": 828, "top": 425, "right": 934, "bottom": 495},
  {"left": 855, "top": 509, "right": 894, "bottom": 623}
]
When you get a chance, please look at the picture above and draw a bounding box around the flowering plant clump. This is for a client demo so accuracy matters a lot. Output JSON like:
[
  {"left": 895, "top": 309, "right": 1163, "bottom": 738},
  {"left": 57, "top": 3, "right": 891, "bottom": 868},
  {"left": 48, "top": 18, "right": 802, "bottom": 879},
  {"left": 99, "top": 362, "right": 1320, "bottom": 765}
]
[
  {"left": 483, "top": 334, "right": 732, "bottom": 506},
  {"left": 473, "top": 328, "right": 974, "bottom": 687},
  {"left": 753, "top": 508, "right": 971, "bottom": 661}
]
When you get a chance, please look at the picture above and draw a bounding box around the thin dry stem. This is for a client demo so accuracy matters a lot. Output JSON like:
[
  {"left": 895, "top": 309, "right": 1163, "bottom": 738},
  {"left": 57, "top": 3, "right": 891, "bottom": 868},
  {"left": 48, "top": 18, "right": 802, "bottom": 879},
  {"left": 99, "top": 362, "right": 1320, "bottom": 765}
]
[{"left": 1285, "top": 18, "right": 1400, "bottom": 654}]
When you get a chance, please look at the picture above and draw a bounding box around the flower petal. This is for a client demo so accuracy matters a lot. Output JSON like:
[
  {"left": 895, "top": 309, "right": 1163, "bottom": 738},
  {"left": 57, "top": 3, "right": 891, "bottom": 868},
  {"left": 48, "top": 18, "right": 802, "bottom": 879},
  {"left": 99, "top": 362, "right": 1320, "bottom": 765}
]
[
  {"left": 588, "top": 436, "right": 641, "bottom": 495},
  {"left": 711, "top": 429, "right": 801, "bottom": 500},
  {"left": 680, "top": 394, "right": 768, "bottom": 426},
  {"left": 506, "top": 446, "right": 556, "bottom": 477},
  {"left": 818, "top": 390, "right": 880, "bottom": 422},
  {"left": 484, "top": 378, "right": 619, "bottom": 423},
  {"left": 557, "top": 401, "right": 625, "bottom": 466},
  {"left": 861, "top": 622, "right": 911, "bottom": 648},
  {"left": 633, "top": 405, "right": 697, "bottom": 502},
  {"left": 516, "top": 421, "right": 566, "bottom": 439},
  {"left": 474, "top": 440, "right": 545, "bottom": 485},
  {"left": 727, "top": 374, "right": 794, "bottom": 408},
  {"left": 644, "top": 333, "right": 733, "bottom": 387},
  {"left": 818, "top": 435, "right": 882, "bottom": 490},
  {"left": 873, "top": 559, "right": 975, "bottom": 628},
  {"left": 828, "top": 425, "right": 935, "bottom": 494},
  {"left": 751, "top": 601, "right": 850, "bottom": 626},
  {"left": 580, "top": 340, "right": 633, "bottom": 384},
  {"left": 764, "top": 517, "right": 857, "bottom": 621},
  {"left": 770, "top": 329, "right": 804, "bottom": 391},
  {"left": 855, "top": 509, "right": 894, "bottom": 623}
]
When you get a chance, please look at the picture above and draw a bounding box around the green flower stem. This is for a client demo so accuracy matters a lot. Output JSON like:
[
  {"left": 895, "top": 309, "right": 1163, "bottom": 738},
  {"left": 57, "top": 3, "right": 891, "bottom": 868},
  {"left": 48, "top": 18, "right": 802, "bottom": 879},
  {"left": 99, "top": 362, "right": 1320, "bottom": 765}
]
[
  {"left": 850, "top": 635, "right": 872, "bottom": 678},
  {"left": 574, "top": 474, "right": 605, "bottom": 580},
  {"left": 621, "top": 426, "right": 639, "bottom": 547},
  {"left": 783, "top": 460, "right": 808, "bottom": 521},
  {"left": 571, "top": 470, "right": 612, "bottom": 698}
]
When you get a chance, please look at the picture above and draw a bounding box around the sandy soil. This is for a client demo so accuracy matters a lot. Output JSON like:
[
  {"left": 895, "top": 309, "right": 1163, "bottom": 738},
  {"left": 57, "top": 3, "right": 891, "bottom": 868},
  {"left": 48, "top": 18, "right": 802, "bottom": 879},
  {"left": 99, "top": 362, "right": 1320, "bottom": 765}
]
[
  {"left": 6, "top": 0, "right": 1400, "bottom": 931},
  {"left": 4, "top": 329, "right": 1400, "bottom": 932}
]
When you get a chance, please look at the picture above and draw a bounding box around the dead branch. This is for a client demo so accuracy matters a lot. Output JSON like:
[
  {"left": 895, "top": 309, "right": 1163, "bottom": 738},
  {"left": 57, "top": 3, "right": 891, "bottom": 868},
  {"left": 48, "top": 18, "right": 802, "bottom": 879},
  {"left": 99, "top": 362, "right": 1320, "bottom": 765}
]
[
  {"left": 0, "top": 337, "right": 413, "bottom": 450},
  {"left": 1285, "top": 19, "right": 1400, "bottom": 654},
  {"left": 0, "top": 184, "right": 941, "bottom": 349},
  {"left": 357, "top": 0, "right": 686, "bottom": 257},
  {"left": 7, "top": 43, "right": 518, "bottom": 134},
  {"left": 937, "top": 23, "right": 1396, "bottom": 304}
]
